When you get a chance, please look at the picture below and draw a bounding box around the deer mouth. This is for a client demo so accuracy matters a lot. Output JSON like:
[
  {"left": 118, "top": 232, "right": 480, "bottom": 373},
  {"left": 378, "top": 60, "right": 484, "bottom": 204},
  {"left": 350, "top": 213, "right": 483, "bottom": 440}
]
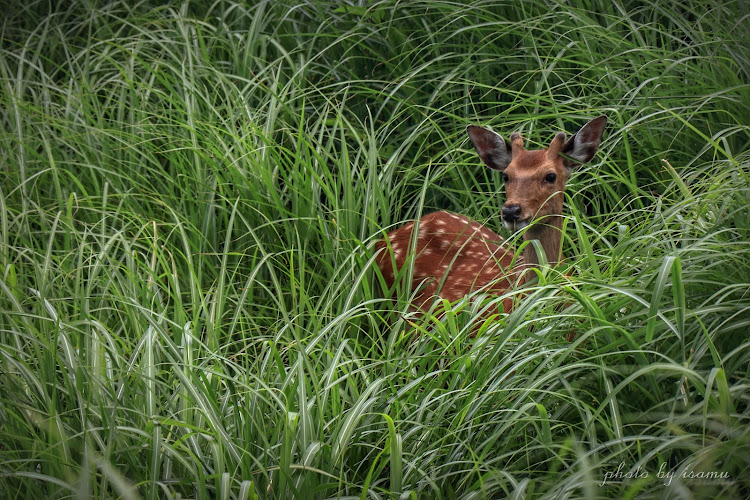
[{"left": 504, "top": 218, "right": 530, "bottom": 232}]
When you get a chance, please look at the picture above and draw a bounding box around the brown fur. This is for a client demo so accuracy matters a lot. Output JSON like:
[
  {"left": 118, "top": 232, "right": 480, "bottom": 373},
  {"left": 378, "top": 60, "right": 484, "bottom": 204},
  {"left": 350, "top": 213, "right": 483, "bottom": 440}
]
[{"left": 375, "top": 212, "right": 518, "bottom": 314}]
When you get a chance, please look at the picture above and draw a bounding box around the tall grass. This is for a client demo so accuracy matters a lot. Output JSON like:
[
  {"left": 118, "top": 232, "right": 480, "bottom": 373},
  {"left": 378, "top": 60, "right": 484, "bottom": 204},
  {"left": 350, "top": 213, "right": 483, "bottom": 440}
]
[{"left": 1, "top": 0, "right": 748, "bottom": 498}]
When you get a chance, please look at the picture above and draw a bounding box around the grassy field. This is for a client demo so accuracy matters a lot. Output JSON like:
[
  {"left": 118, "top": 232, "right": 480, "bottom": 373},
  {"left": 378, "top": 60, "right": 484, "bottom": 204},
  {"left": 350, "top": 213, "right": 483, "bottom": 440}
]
[{"left": 1, "top": 0, "right": 749, "bottom": 498}]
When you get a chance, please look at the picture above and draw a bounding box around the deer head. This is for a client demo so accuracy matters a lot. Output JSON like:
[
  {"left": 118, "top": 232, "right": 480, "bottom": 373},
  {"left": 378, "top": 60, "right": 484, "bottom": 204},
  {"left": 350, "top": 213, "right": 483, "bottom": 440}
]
[{"left": 466, "top": 116, "right": 607, "bottom": 264}]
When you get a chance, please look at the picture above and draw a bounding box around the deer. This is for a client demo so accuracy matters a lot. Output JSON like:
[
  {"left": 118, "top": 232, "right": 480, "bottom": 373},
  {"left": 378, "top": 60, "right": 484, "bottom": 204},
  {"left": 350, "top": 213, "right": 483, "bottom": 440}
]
[{"left": 375, "top": 115, "right": 608, "bottom": 320}]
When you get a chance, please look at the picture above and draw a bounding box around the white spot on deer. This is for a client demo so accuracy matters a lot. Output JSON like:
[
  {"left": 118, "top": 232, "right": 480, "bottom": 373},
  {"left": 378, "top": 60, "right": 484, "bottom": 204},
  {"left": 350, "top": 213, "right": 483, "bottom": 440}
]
[{"left": 460, "top": 263, "right": 479, "bottom": 274}]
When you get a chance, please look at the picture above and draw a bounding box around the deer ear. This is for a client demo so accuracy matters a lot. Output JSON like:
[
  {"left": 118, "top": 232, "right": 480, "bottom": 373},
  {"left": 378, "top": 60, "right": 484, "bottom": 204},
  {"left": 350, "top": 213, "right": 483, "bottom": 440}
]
[
  {"left": 561, "top": 115, "right": 607, "bottom": 169},
  {"left": 466, "top": 125, "right": 512, "bottom": 172}
]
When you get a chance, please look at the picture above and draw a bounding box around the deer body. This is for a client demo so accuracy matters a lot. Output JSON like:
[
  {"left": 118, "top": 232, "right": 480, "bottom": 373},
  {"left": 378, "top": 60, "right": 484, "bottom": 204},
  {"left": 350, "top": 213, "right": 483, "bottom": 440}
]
[{"left": 376, "top": 116, "right": 607, "bottom": 314}]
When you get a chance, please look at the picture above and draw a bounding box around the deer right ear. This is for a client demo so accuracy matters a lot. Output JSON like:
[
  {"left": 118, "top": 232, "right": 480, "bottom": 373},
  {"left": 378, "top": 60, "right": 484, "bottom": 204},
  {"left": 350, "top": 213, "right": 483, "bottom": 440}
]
[
  {"left": 561, "top": 115, "right": 607, "bottom": 169},
  {"left": 466, "top": 125, "right": 512, "bottom": 172}
]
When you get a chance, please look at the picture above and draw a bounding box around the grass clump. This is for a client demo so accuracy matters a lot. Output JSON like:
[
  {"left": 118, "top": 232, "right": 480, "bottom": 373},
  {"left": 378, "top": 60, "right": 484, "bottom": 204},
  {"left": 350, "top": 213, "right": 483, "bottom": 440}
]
[{"left": 1, "top": 0, "right": 748, "bottom": 498}]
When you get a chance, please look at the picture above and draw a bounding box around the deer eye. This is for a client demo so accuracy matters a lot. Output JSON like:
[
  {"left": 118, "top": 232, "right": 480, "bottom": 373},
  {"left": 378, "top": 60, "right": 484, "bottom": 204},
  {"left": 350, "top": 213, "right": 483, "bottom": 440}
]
[
  {"left": 544, "top": 172, "right": 557, "bottom": 183},
  {"left": 502, "top": 173, "right": 509, "bottom": 182}
]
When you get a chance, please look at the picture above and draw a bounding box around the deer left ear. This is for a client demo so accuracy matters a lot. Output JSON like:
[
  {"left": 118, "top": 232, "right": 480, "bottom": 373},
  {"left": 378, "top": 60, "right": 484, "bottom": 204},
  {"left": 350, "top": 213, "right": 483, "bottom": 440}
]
[
  {"left": 561, "top": 115, "right": 607, "bottom": 169},
  {"left": 466, "top": 125, "right": 513, "bottom": 172}
]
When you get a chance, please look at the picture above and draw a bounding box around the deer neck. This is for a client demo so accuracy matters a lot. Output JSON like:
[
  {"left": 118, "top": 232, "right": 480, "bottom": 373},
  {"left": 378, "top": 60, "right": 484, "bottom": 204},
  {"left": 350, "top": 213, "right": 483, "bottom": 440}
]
[{"left": 521, "top": 215, "right": 564, "bottom": 269}]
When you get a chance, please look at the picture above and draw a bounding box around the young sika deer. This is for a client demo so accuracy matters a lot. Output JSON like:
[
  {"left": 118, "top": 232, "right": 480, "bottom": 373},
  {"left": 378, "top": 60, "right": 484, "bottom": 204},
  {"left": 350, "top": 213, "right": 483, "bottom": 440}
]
[{"left": 375, "top": 115, "right": 607, "bottom": 316}]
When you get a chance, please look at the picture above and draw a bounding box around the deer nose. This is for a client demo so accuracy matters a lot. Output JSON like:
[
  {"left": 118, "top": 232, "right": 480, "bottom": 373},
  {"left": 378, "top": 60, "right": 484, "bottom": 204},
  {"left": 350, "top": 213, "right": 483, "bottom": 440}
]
[{"left": 502, "top": 204, "right": 522, "bottom": 222}]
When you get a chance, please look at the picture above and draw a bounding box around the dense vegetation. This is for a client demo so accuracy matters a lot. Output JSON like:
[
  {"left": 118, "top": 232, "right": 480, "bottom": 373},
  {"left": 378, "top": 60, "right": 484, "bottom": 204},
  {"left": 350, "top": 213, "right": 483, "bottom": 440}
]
[{"left": 1, "top": 0, "right": 748, "bottom": 498}]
